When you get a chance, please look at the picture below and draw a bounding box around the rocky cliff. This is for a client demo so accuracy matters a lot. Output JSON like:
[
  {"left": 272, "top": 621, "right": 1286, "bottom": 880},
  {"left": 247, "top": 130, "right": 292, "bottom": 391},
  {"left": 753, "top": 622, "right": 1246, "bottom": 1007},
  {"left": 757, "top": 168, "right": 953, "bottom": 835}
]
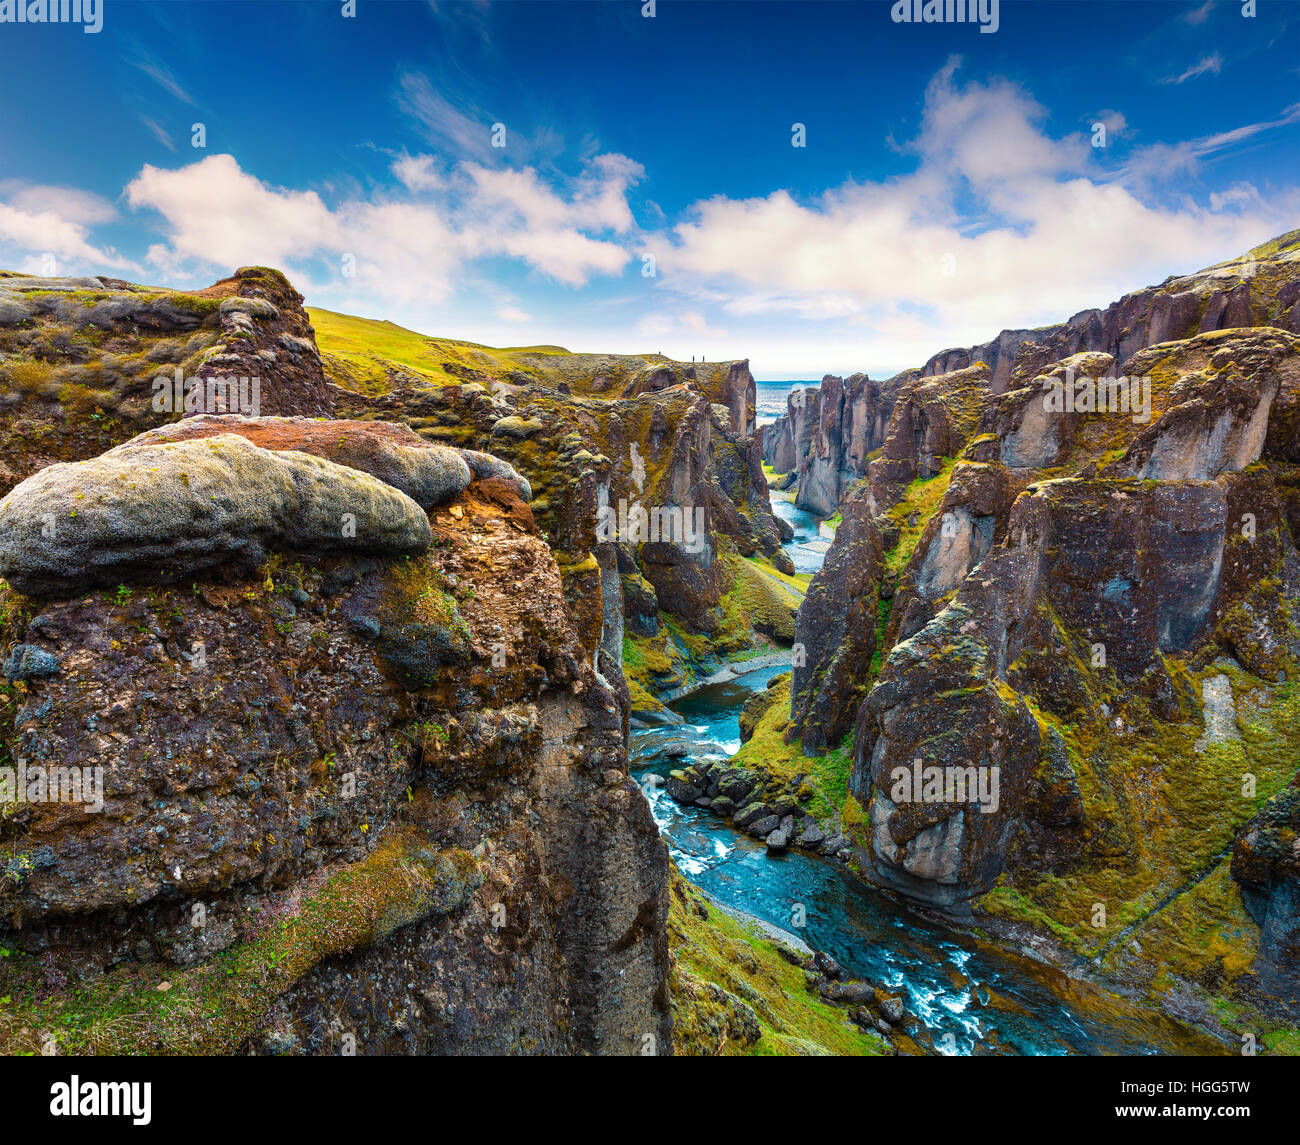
[
  {"left": 920, "top": 229, "right": 1300, "bottom": 391},
  {"left": 313, "top": 320, "right": 795, "bottom": 718},
  {"left": 767, "top": 230, "right": 1300, "bottom": 521},
  {"left": 763, "top": 373, "right": 894, "bottom": 516},
  {"left": 0, "top": 272, "right": 673, "bottom": 1054},
  {"left": 778, "top": 232, "right": 1300, "bottom": 1035}
]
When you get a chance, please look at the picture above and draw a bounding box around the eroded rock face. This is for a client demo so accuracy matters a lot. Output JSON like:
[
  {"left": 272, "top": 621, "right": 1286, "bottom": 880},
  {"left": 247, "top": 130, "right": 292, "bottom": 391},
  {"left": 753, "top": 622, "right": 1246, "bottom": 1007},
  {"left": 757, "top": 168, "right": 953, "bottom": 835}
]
[
  {"left": 0, "top": 423, "right": 670, "bottom": 1055},
  {"left": 0, "top": 433, "right": 434, "bottom": 597},
  {"left": 852, "top": 463, "right": 1298, "bottom": 905},
  {"left": 770, "top": 233, "right": 1300, "bottom": 524},
  {"left": 1232, "top": 779, "right": 1300, "bottom": 1009},
  {"left": 1109, "top": 329, "right": 1293, "bottom": 481},
  {"left": 864, "top": 364, "right": 989, "bottom": 517},
  {"left": 884, "top": 461, "right": 1013, "bottom": 649},
  {"left": 920, "top": 229, "right": 1300, "bottom": 391},
  {"left": 763, "top": 374, "right": 894, "bottom": 516},
  {"left": 789, "top": 486, "right": 882, "bottom": 754},
  {"left": 193, "top": 266, "right": 335, "bottom": 418},
  {"left": 331, "top": 369, "right": 781, "bottom": 652}
]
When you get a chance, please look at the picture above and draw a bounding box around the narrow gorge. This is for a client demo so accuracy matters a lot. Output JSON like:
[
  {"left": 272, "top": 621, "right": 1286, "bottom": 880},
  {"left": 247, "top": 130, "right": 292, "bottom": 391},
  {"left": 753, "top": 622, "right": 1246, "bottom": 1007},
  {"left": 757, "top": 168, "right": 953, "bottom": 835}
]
[{"left": 1, "top": 227, "right": 1297, "bottom": 1058}]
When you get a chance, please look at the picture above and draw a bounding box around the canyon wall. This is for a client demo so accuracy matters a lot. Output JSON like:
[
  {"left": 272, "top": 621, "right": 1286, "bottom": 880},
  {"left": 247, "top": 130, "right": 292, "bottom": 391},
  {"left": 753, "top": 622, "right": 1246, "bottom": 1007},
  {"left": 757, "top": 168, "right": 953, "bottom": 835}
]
[{"left": 0, "top": 273, "right": 674, "bottom": 1054}]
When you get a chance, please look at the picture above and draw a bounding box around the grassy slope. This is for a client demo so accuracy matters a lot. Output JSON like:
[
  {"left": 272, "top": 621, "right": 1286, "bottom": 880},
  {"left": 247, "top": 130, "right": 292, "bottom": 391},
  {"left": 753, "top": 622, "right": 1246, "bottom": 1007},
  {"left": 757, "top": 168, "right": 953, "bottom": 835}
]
[
  {"left": 308, "top": 307, "right": 571, "bottom": 395},
  {"left": 668, "top": 867, "right": 887, "bottom": 1056}
]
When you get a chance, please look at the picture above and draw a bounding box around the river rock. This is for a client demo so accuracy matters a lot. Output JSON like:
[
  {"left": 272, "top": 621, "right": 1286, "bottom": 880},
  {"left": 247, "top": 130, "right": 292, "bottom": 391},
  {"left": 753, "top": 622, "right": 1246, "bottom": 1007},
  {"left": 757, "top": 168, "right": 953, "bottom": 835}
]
[
  {"left": 795, "top": 820, "right": 826, "bottom": 848},
  {"left": 825, "top": 980, "right": 876, "bottom": 1005},
  {"left": 747, "top": 814, "right": 781, "bottom": 839},
  {"left": 812, "top": 950, "right": 841, "bottom": 979},
  {"left": 717, "top": 769, "right": 757, "bottom": 804},
  {"left": 666, "top": 769, "right": 704, "bottom": 804},
  {"left": 765, "top": 823, "right": 792, "bottom": 852},
  {"left": 879, "top": 995, "right": 906, "bottom": 1024},
  {"left": 734, "top": 801, "right": 771, "bottom": 829}
]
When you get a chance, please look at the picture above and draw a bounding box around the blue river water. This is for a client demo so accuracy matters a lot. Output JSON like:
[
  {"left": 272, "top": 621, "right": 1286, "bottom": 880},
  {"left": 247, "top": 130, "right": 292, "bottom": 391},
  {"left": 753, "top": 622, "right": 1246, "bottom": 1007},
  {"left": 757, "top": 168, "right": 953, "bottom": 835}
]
[{"left": 628, "top": 475, "right": 1225, "bottom": 1056}]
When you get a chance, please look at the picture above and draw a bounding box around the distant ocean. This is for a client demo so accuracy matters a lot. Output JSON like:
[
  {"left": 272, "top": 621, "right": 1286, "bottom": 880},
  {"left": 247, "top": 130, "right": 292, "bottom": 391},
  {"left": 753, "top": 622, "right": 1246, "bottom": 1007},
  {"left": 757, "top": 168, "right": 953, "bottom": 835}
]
[{"left": 755, "top": 380, "right": 817, "bottom": 426}]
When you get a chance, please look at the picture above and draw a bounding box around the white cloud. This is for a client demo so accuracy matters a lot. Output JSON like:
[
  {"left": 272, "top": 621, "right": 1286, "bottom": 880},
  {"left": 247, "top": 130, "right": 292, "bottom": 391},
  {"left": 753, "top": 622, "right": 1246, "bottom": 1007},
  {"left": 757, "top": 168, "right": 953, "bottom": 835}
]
[
  {"left": 496, "top": 306, "right": 532, "bottom": 323},
  {"left": 0, "top": 183, "right": 130, "bottom": 271},
  {"left": 636, "top": 309, "right": 728, "bottom": 340},
  {"left": 131, "top": 52, "right": 195, "bottom": 104},
  {"left": 139, "top": 116, "right": 177, "bottom": 153},
  {"left": 392, "top": 153, "right": 444, "bottom": 193},
  {"left": 122, "top": 150, "right": 637, "bottom": 302},
  {"left": 126, "top": 154, "right": 341, "bottom": 273},
  {"left": 1163, "top": 52, "right": 1223, "bottom": 84},
  {"left": 652, "top": 60, "right": 1298, "bottom": 374}
]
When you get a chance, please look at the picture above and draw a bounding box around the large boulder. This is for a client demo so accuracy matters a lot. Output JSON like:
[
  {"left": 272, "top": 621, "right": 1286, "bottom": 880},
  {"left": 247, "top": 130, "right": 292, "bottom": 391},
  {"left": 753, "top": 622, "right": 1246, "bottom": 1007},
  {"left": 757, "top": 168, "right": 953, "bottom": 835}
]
[
  {"left": 0, "top": 433, "right": 432, "bottom": 596},
  {"left": 120, "top": 414, "right": 484, "bottom": 508}
]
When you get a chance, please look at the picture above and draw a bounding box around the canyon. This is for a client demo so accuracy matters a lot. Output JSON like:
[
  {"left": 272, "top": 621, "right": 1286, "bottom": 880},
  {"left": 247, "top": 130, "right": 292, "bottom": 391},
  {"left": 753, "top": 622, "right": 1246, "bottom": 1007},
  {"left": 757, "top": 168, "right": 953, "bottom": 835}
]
[{"left": 0, "top": 230, "right": 1297, "bottom": 1055}]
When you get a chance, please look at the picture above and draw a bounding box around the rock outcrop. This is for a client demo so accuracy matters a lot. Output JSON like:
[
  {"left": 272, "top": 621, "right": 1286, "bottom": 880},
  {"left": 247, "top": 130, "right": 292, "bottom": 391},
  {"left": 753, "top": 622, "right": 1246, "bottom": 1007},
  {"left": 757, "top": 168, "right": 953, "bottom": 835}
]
[
  {"left": 920, "top": 229, "right": 1300, "bottom": 391},
  {"left": 326, "top": 356, "right": 790, "bottom": 713},
  {"left": 759, "top": 234, "right": 1300, "bottom": 1038},
  {"left": 767, "top": 229, "right": 1300, "bottom": 521},
  {"left": 0, "top": 385, "right": 670, "bottom": 1047},
  {"left": 763, "top": 373, "right": 893, "bottom": 516},
  {"left": 788, "top": 484, "right": 883, "bottom": 754},
  {"left": 1232, "top": 778, "right": 1300, "bottom": 1010},
  {"left": 847, "top": 323, "right": 1300, "bottom": 904}
]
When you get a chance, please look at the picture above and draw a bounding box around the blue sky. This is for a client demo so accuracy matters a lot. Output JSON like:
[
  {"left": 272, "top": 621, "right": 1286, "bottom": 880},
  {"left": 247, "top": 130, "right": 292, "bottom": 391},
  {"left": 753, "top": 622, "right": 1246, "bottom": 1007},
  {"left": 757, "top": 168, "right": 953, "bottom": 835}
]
[{"left": 1, "top": 0, "right": 1297, "bottom": 377}]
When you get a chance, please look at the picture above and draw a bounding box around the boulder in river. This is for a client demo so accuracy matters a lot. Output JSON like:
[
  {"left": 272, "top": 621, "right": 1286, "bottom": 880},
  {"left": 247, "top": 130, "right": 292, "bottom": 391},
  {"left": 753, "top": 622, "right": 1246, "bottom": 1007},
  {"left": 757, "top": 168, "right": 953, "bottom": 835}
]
[
  {"left": 795, "top": 820, "right": 826, "bottom": 848},
  {"left": 734, "top": 801, "right": 772, "bottom": 829},
  {"left": 765, "top": 822, "right": 792, "bottom": 852},
  {"left": 747, "top": 814, "right": 781, "bottom": 839},
  {"left": 666, "top": 769, "right": 704, "bottom": 803},
  {"left": 879, "top": 996, "right": 907, "bottom": 1025}
]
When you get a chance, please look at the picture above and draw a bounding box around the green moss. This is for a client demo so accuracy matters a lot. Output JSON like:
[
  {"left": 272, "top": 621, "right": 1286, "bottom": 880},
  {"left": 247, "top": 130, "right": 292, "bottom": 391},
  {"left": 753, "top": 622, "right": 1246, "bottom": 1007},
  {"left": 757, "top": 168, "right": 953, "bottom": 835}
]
[
  {"left": 976, "top": 651, "right": 1300, "bottom": 1038},
  {"left": 0, "top": 834, "right": 481, "bottom": 1055},
  {"left": 730, "top": 677, "right": 857, "bottom": 824},
  {"left": 668, "top": 867, "right": 886, "bottom": 1056},
  {"left": 883, "top": 456, "right": 959, "bottom": 577}
]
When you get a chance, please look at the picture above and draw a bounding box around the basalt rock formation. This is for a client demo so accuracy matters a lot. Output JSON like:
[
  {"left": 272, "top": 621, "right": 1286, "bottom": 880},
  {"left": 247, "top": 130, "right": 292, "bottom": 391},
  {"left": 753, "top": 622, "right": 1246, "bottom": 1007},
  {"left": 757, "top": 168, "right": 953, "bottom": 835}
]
[
  {"left": 780, "top": 232, "right": 1300, "bottom": 1034},
  {"left": 0, "top": 274, "right": 674, "bottom": 1054},
  {"left": 768, "top": 230, "right": 1300, "bottom": 520},
  {"left": 322, "top": 341, "right": 792, "bottom": 715},
  {"left": 921, "top": 229, "right": 1300, "bottom": 390},
  {"left": 763, "top": 372, "right": 894, "bottom": 516},
  {"left": 0, "top": 266, "right": 331, "bottom": 500}
]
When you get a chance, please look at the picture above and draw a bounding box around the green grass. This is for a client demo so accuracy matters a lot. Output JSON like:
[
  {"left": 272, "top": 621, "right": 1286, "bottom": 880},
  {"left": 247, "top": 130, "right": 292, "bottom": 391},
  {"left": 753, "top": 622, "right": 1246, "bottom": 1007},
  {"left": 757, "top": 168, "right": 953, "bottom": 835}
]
[
  {"left": 730, "top": 676, "right": 857, "bottom": 824},
  {"left": 883, "top": 456, "right": 959, "bottom": 577},
  {"left": 308, "top": 307, "right": 570, "bottom": 395},
  {"left": 669, "top": 867, "right": 887, "bottom": 1056},
  {"left": 0, "top": 833, "right": 480, "bottom": 1055}
]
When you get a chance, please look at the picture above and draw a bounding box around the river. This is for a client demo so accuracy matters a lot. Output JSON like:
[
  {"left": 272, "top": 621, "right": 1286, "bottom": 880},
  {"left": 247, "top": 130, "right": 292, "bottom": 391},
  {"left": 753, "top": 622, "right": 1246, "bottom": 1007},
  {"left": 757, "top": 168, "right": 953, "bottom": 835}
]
[{"left": 628, "top": 490, "right": 1225, "bottom": 1056}]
